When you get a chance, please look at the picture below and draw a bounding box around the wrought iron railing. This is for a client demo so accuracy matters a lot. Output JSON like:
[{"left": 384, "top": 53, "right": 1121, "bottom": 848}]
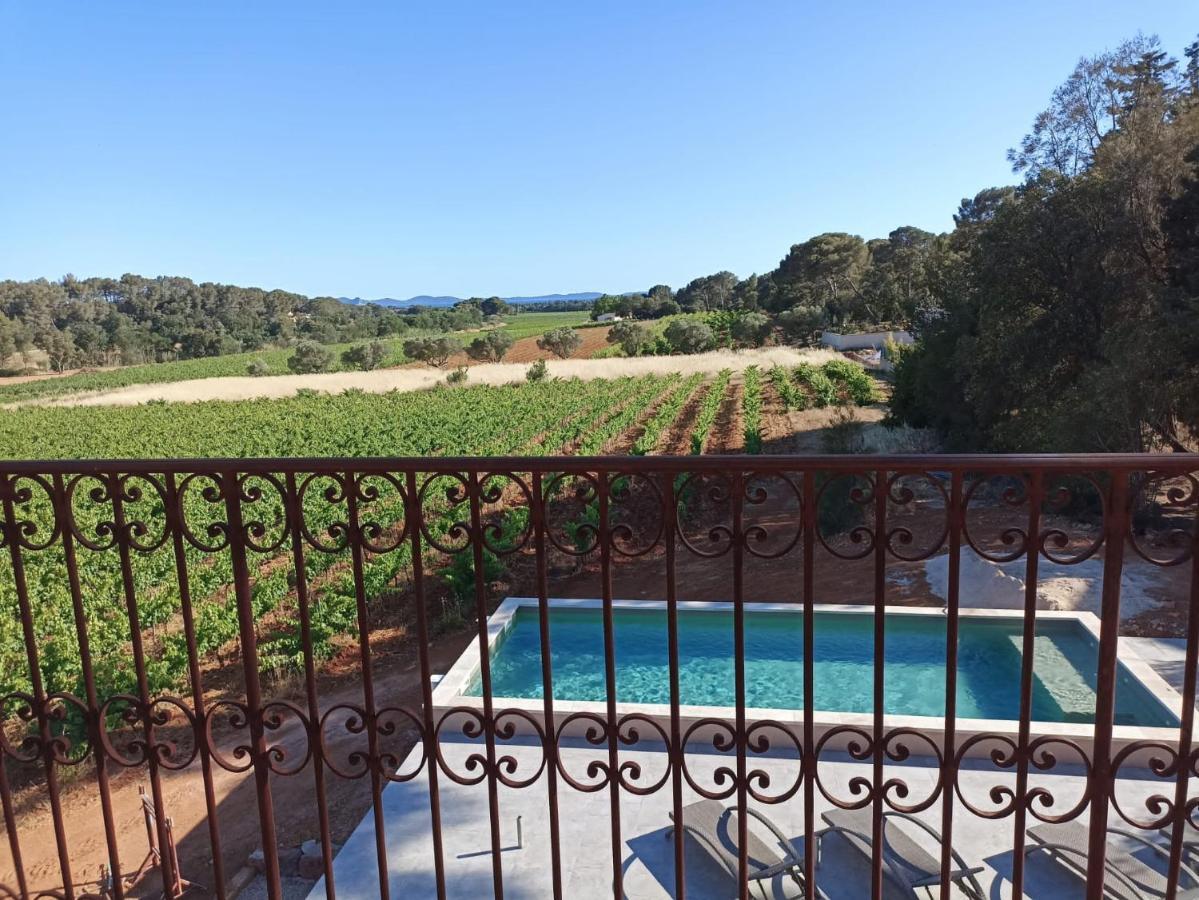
[{"left": 0, "top": 455, "right": 1195, "bottom": 900}]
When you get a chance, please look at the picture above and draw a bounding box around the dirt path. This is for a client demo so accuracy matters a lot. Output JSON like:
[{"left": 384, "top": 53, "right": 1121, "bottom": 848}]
[
  {"left": 707, "top": 379, "right": 746, "bottom": 453},
  {"left": 32, "top": 348, "right": 839, "bottom": 408},
  {"left": 656, "top": 381, "right": 710, "bottom": 455}
]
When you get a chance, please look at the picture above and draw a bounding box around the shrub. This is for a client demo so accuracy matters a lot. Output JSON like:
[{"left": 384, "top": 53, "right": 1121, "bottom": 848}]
[
  {"left": 794, "top": 363, "right": 839, "bottom": 407},
  {"left": 729, "top": 311, "right": 772, "bottom": 348},
  {"left": 607, "top": 320, "right": 648, "bottom": 356},
  {"left": 823, "top": 358, "right": 879, "bottom": 405},
  {"left": 403, "top": 336, "right": 458, "bottom": 367},
  {"left": 663, "top": 320, "right": 716, "bottom": 354},
  {"left": 537, "top": 327, "right": 583, "bottom": 359},
  {"left": 341, "top": 340, "right": 388, "bottom": 371},
  {"left": 246, "top": 358, "right": 270, "bottom": 377},
  {"left": 464, "top": 330, "right": 514, "bottom": 362},
  {"left": 446, "top": 366, "right": 469, "bottom": 385},
  {"left": 287, "top": 341, "right": 333, "bottom": 374},
  {"left": 778, "top": 305, "right": 825, "bottom": 345},
  {"left": 526, "top": 359, "right": 548, "bottom": 382}
]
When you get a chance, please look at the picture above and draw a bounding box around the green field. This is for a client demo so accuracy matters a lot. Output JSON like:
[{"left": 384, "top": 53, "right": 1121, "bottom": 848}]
[{"left": 0, "top": 310, "right": 591, "bottom": 404}]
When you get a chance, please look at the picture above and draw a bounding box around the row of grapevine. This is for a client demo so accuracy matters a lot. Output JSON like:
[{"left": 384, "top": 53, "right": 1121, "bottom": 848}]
[
  {"left": 742, "top": 366, "right": 763, "bottom": 454},
  {"left": 688, "top": 369, "right": 731, "bottom": 454},
  {"left": 631, "top": 373, "right": 705, "bottom": 455},
  {"left": 770, "top": 365, "right": 806, "bottom": 411},
  {"left": 793, "top": 363, "right": 840, "bottom": 408}
]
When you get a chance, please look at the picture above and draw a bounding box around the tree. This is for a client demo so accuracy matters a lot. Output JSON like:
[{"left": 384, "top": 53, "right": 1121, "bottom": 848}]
[
  {"left": 287, "top": 341, "right": 333, "bottom": 374},
  {"left": 729, "top": 311, "right": 771, "bottom": 347},
  {"left": 536, "top": 327, "right": 582, "bottom": 359},
  {"left": 464, "top": 330, "right": 514, "bottom": 362},
  {"left": 675, "top": 272, "right": 738, "bottom": 311},
  {"left": 663, "top": 319, "right": 715, "bottom": 354},
  {"left": 44, "top": 330, "right": 76, "bottom": 372},
  {"left": 403, "top": 336, "right": 458, "bottom": 367},
  {"left": 247, "top": 358, "right": 270, "bottom": 376},
  {"left": 890, "top": 35, "right": 1199, "bottom": 452},
  {"left": 777, "top": 305, "right": 825, "bottom": 345},
  {"left": 526, "top": 359, "right": 547, "bottom": 382},
  {"left": 773, "top": 234, "right": 875, "bottom": 325},
  {"left": 606, "top": 320, "right": 648, "bottom": 355},
  {"left": 480, "top": 296, "right": 512, "bottom": 316},
  {"left": 341, "top": 340, "right": 388, "bottom": 370}
]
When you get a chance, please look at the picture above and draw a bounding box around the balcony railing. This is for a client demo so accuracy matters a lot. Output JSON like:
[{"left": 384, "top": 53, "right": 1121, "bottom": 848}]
[{"left": 0, "top": 454, "right": 1196, "bottom": 899}]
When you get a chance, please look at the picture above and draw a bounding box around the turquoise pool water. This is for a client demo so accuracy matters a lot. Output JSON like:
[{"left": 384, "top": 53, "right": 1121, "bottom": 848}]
[{"left": 465, "top": 606, "right": 1177, "bottom": 727}]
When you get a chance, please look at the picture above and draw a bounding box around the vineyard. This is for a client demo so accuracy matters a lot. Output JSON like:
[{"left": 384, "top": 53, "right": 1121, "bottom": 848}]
[
  {"left": 0, "top": 359, "right": 881, "bottom": 738},
  {"left": 0, "top": 311, "right": 591, "bottom": 405}
]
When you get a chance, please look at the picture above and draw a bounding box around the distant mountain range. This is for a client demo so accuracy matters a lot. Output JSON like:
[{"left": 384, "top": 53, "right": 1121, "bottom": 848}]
[{"left": 339, "top": 292, "right": 606, "bottom": 309}]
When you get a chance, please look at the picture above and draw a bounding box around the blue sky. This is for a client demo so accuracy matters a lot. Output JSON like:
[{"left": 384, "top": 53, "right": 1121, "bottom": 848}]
[{"left": 1, "top": 2, "right": 1195, "bottom": 299}]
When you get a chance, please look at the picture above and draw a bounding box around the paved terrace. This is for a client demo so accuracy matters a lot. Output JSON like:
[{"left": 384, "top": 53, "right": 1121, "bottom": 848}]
[{"left": 309, "top": 731, "right": 1191, "bottom": 899}]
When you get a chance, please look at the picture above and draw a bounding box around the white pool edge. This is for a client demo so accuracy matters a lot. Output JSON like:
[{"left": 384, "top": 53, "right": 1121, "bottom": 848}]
[{"left": 431, "top": 597, "right": 1184, "bottom": 759}]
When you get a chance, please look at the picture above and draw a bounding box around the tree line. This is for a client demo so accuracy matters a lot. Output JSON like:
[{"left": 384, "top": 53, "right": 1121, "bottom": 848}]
[{"left": 0, "top": 275, "right": 489, "bottom": 372}]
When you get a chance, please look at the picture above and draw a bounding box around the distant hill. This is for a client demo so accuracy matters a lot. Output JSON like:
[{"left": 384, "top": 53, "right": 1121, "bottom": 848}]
[{"left": 340, "top": 292, "right": 606, "bottom": 309}]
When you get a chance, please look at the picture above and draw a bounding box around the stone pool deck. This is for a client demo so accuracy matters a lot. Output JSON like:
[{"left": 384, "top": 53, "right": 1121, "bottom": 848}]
[{"left": 308, "top": 733, "right": 1190, "bottom": 899}]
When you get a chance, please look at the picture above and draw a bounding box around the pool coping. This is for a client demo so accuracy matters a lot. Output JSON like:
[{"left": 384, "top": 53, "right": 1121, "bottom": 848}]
[{"left": 430, "top": 597, "right": 1184, "bottom": 759}]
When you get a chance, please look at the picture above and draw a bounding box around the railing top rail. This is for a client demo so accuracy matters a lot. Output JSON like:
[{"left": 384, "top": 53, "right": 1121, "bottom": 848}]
[{"left": 0, "top": 452, "right": 1197, "bottom": 475}]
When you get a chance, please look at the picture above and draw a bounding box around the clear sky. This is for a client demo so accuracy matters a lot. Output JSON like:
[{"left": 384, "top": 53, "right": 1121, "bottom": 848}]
[{"left": 1, "top": 2, "right": 1195, "bottom": 299}]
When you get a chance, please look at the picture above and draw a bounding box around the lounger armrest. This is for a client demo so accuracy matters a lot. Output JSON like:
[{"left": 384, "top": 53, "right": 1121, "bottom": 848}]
[
  {"left": 882, "top": 812, "right": 988, "bottom": 900},
  {"left": 743, "top": 806, "right": 804, "bottom": 865}
]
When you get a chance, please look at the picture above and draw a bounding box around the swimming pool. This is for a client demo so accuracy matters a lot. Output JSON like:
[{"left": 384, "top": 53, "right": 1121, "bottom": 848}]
[{"left": 463, "top": 603, "right": 1178, "bottom": 728}]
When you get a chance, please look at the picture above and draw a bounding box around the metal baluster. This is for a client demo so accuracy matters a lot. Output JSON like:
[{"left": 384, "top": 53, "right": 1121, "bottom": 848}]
[
  {"left": 109, "top": 473, "right": 175, "bottom": 898},
  {"left": 664, "top": 472, "right": 686, "bottom": 900},
  {"left": 284, "top": 473, "right": 336, "bottom": 896},
  {"left": 405, "top": 471, "right": 448, "bottom": 900},
  {"left": 1011, "top": 469, "right": 1043, "bottom": 900},
  {"left": 599, "top": 470, "right": 623, "bottom": 899},
  {"left": 733, "top": 470, "right": 749, "bottom": 900},
  {"left": 1084, "top": 471, "right": 1129, "bottom": 898},
  {"left": 870, "top": 469, "right": 887, "bottom": 900},
  {"left": 344, "top": 471, "right": 390, "bottom": 899},
  {"left": 938, "top": 469, "right": 963, "bottom": 900},
  {"left": 467, "top": 471, "right": 505, "bottom": 899},
  {"left": 1164, "top": 470, "right": 1199, "bottom": 899},
  {"left": 54, "top": 474, "right": 124, "bottom": 898},
  {"left": 223, "top": 471, "right": 282, "bottom": 898},
  {"left": 163, "top": 473, "right": 226, "bottom": 897},
  {"left": 531, "top": 472, "right": 563, "bottom": 899},
  {"left": 802, "top": 469, "right": 817, "bottom": 900},
  {"left": 0, "top": 473, "right": 73, "bottom": 896}
]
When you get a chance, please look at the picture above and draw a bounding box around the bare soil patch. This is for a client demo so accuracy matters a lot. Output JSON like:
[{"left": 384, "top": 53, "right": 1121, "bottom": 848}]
[
  {"left": 656, "top": 381, "right": 710, "bottom": 455},
  {"left": 35, "top": 347, "right": 839, "bottom": 408},
  {"left": 707, "top": 379, "right": 745, "bottom": 453}
]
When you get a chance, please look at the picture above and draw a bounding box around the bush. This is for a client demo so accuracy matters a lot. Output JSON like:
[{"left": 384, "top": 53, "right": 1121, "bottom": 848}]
[
  {"left": 823, "top": 358, "right": 879, "bottom": 404},
  {"left": 537, "top": 327, "right": 583, "bottom": 359},
  {"left": 729, "top": 311, "right": 772, "bottom": 348},
  {"left": 341, "top": 340, "right": 388, "bottom": 371},
  {"left": 794, "top": 363, "right": 839, "bottom": 407},
  {"left": 663, "top": 320, "right": 716, "bottom": 354},
  {"left": 246, "top": 358, "right": 270, "bottom": 377},
  {"left": 446, "top": 365, "right": 469, "bottom": 385},
  {"left": 403, "top": 336, "right": 458, "bottom": 367},
  {"left": 526, "top": 359, "right": 547, "bottom": 382},
  {"left": 287, "top": 341, "right": 333, "bottom": 374},
  {"left": 778, "top": 305, "right": 825, "bottom": 345},
  {"left": 607, "top": 320, "right": 648, "bottom": 356},
  {"left": 464, "top": 330, "right": 514, "bottom": 362}
]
